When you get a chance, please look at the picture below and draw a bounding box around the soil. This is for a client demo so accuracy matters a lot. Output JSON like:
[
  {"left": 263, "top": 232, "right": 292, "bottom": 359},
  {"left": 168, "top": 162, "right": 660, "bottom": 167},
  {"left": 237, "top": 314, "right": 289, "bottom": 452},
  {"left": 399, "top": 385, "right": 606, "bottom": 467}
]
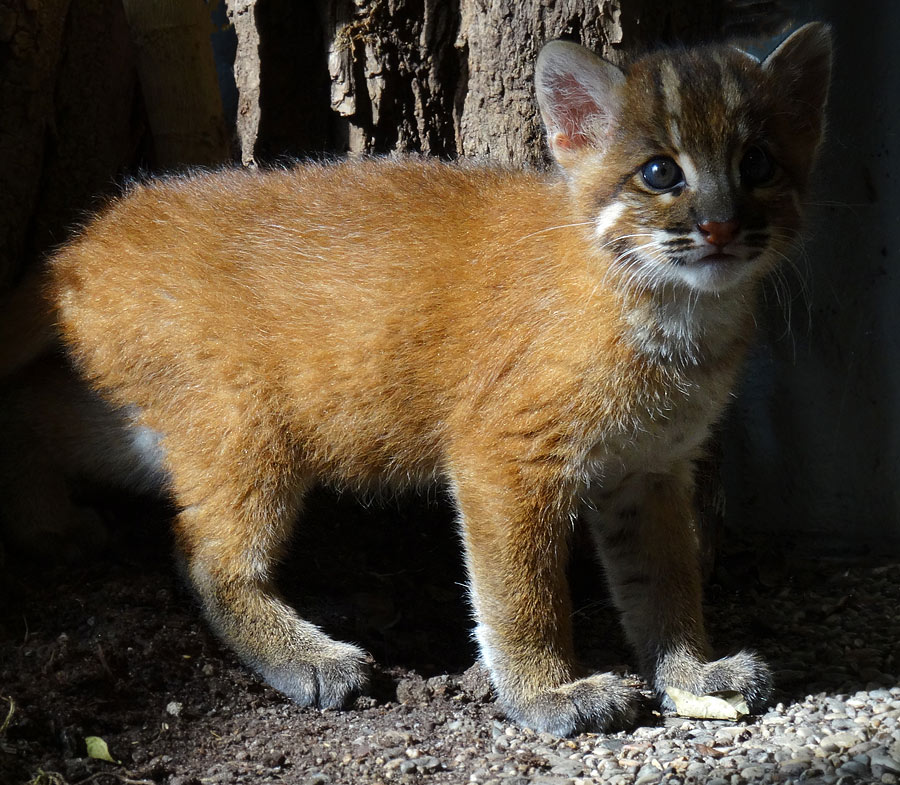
[{"left": 0, "top": 489, "right": 893, "bottom": 785}]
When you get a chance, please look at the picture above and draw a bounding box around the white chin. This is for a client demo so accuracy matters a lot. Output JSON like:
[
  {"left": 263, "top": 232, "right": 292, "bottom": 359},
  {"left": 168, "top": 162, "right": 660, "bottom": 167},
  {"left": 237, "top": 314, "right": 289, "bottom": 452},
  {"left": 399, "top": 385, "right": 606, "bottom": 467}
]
[{"left": 672, "top": 258, "right": 756, "bottom": 293}]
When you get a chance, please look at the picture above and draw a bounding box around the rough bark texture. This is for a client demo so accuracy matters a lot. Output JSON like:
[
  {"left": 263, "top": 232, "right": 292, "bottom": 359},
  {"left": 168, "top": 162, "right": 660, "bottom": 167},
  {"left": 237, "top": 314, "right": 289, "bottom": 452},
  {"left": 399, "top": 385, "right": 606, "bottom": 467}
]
[
  {"left": 321, "top": 0, "right": 462, "bottom": 157},
  {"left": 225, "top": 0, "right": 263, "bottom": 165}
]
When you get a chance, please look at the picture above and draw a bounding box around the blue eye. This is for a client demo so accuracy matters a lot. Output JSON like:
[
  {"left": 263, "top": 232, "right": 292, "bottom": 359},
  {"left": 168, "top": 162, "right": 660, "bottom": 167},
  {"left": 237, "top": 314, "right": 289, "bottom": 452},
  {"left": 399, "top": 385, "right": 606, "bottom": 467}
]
[
  {"left": 640, "top": 157, "right": 684, "bottom": 191},
  {"left": 740, "top": 145, "right": 775, "bottom": 186}
]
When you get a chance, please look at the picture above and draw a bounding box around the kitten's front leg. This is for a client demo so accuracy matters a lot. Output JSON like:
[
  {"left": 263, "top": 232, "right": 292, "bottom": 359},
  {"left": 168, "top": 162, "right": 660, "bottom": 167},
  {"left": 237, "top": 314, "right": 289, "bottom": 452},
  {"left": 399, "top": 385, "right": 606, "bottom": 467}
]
[
  {"left": 586, "top": 466, "right": 772, "bottom": 711},
  {"left": 452, "top": 459, "right": 640, "bottom": 735}
]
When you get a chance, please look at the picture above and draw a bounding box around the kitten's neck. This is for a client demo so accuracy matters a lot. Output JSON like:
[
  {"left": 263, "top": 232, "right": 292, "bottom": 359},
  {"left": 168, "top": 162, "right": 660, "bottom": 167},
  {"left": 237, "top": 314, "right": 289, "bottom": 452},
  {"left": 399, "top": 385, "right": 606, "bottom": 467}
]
[{"left": 619, "top": 282, "right": 757, "bottom": 367}]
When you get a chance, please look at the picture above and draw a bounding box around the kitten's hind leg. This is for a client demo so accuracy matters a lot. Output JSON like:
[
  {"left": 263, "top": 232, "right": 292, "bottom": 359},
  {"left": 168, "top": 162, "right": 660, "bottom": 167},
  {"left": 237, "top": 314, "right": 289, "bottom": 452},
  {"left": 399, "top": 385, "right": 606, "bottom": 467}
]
[
  {"left": 585, "top": 467, "right": 772, "bottom": 712},
  {"left": 174, "top": 466, "right": 369, "bottom": 709}
]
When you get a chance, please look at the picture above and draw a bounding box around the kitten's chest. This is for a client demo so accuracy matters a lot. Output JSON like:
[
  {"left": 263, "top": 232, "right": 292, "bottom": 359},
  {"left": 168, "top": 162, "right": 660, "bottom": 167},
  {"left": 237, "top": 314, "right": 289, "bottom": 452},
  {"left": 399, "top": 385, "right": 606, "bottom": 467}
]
[
  {"left": 584, "top": 359, "right": 734, "bottom": 489},
  {"left": 579, "top": 290, "right": 749, "bottom": 489}
]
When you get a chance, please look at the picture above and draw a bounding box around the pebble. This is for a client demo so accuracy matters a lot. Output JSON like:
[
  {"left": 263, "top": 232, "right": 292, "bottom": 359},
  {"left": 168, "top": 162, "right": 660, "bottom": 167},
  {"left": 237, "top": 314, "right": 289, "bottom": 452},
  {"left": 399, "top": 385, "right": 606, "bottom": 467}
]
[
  {"left": 820, "top": 731, "right": 865, "bottom": 751},
  {"left": 872, "top": 750, "right": 900, "bottom": 774}
]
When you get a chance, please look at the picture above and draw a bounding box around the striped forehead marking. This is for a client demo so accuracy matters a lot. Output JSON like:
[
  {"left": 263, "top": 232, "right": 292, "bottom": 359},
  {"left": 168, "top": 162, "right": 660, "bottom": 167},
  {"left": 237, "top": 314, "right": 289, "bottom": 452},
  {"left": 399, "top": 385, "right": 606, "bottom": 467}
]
[
  {"left": 712, "top": 52, "right": 746, "bottom": 114},
  {"left": 659, "top": 59, "right": 683, "bottom": 118},
  {"left": 646, "top": 48, "right": 761, "bottom": 159},
  {"left": 659, "top": 58, "right": 683, "bottom": 148}
]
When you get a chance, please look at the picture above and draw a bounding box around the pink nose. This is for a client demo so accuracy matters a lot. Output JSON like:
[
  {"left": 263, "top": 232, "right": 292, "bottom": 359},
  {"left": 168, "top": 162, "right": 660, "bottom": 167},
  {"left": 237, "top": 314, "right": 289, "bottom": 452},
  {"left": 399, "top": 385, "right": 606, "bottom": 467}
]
[{"left": 698, "top": 219, "right": 740, "bottom": 248}]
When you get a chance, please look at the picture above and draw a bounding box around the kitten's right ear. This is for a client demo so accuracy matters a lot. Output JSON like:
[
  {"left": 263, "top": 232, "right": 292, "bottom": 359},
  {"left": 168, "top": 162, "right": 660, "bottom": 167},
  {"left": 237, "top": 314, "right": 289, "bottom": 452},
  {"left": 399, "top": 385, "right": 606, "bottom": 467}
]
[
  {"left": 762, "top": 22, "right": 832, "bottom": 145},
  {"left": 535, "top": 41, "right": 625, "bottom": 165}
]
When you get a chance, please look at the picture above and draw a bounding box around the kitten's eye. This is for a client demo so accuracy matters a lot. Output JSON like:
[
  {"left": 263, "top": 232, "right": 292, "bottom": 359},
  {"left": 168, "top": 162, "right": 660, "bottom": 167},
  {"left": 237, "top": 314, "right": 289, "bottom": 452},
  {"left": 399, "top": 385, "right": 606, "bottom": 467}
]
[
  {"left": 740, "top": 145, "right": 775, "bottom": 186},
  {"left": 640, "top": 157, "right": 684, "bottom": 192}
]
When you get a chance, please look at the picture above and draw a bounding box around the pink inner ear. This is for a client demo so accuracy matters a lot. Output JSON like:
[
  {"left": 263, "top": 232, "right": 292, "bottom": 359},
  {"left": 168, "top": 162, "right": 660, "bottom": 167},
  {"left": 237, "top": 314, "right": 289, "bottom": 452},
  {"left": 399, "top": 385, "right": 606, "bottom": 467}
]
[{"left": 551, "top": 73, "right": 601, "bottom": 149}]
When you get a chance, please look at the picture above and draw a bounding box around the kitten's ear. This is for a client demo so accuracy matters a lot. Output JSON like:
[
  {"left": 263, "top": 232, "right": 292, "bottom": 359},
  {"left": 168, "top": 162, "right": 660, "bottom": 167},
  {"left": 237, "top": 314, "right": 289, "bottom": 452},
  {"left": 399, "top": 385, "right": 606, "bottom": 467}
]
[
  {"left": 535, "top": 40, "right": 625, "bottom": 165},
  {"left": 763, "top": 22, "right": 833, "bottom": 140}
]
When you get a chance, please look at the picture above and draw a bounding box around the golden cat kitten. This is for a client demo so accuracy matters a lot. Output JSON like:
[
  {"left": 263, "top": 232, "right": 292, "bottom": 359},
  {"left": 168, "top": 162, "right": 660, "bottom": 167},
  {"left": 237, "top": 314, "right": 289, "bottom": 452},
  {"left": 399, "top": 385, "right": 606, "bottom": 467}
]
[{"left": 17, "top": 24, "right": 831, "bottom": 735}]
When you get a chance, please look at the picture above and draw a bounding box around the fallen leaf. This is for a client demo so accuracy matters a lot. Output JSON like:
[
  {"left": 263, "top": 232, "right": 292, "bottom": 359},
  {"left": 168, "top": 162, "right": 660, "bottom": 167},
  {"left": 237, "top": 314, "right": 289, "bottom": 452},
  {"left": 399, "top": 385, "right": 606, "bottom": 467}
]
[
  {"left": 85, "top": 735, "right": 119, "bottom": 764},
  {"left": 665, "top": 687, "right": 749, "bottom": 720}
]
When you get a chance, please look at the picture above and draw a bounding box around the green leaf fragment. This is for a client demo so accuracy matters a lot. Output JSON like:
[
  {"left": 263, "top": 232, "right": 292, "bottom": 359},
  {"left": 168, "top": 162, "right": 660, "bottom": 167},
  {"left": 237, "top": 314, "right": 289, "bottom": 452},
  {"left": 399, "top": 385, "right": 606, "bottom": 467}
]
[{"left": 85, "top": 735, "right": 119, "bottom": 763}]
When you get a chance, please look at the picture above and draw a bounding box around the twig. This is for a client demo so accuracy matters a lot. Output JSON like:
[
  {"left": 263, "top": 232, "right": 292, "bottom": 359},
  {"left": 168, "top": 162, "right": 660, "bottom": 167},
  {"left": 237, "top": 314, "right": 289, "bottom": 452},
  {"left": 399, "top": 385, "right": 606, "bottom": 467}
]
[
  {"left": 95, "top": 643, "right": 117, "bottom": 682},
  {"left": 0, "top": 695, "right": 14, "bottom": 734}
]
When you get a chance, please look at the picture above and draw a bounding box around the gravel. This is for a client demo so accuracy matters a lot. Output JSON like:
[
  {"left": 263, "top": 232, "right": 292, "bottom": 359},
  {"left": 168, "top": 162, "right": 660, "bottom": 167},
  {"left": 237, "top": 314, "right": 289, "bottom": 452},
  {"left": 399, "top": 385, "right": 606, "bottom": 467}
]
[{"left": 1, "top": 500, "right": 899, "bottom": 784}]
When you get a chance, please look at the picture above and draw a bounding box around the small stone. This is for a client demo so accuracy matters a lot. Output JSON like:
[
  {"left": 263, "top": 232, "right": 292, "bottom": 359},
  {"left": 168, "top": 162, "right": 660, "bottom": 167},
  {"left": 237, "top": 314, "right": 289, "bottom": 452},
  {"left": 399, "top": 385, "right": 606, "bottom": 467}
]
[
  {"left": 261, "top": 751, "right": 286, "bottom": 768},
  {"left": 634, "top": 763, "right": 662, "bottom": 784},
  {"left": 872, "top": 750, "right": 900, "bottom": 775},
  {"left": 418, "top": 756, "right": 441, "bottom": 771},
  {"left": 398, "top": 759, "right": 418, "bottom": 774},
  {"left": 837, "top": 760, "right": 869, "bottom": 777},
  {"left": 820, "top": 731, "right": 865, "bottom": 752},
  {"left": 549, "top": 757, "right": 585, "bottom": 777}
]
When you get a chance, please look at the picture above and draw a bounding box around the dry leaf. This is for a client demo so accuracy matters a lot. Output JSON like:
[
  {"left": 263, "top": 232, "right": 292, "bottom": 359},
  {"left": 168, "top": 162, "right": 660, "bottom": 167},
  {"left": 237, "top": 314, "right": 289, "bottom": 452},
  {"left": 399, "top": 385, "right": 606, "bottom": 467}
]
[{"left": 665, "top": 686, "right": 749, "bottom": 720}]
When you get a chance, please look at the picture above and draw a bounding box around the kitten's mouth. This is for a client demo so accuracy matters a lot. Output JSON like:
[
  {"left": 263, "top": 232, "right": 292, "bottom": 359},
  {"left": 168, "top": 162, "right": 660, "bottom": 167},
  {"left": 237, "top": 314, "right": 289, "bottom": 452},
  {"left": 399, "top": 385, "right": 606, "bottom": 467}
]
[{"left": 699, "top": 251, "right": 740, "bottom": 263}]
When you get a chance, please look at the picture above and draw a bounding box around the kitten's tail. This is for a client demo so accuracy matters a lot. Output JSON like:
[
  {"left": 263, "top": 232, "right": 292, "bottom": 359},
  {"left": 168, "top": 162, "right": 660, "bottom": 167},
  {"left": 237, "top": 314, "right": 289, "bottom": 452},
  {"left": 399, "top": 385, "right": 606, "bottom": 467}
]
[{"left": 0, "top": 267, "right": 58, "bottom": 376}]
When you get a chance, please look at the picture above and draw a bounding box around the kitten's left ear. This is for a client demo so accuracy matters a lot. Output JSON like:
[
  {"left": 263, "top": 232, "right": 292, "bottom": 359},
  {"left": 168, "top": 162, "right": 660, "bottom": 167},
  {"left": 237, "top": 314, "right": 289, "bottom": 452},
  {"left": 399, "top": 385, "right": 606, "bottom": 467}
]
[
  {"left": 763, "top": 22, "right": 833, "bottom": 141},
  {"left": 535, "top": 40, "right": 625, "bottom": 166}
]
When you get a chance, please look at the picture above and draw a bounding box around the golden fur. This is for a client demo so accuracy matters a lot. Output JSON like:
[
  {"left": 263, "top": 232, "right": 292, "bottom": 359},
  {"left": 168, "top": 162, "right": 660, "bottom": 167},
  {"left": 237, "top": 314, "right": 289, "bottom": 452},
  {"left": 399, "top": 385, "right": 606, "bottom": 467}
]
[{"left": 4, "top": 24, "right": 831, "bottom": 735}]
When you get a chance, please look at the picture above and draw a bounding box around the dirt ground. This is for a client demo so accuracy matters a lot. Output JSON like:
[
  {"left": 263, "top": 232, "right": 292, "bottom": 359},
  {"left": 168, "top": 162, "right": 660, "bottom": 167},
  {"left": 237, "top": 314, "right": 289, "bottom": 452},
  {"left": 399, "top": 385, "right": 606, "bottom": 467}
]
[{"left": 0, "top": 488, "right": 866, "bottom": 785}]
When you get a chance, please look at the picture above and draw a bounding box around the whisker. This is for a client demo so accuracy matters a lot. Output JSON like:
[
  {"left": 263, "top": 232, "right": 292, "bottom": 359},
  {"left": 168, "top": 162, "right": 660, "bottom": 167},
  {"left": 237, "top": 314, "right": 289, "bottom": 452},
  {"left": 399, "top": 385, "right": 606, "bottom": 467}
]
[{"left": 514, "top": 220, "right": 595, "bottom": 244}]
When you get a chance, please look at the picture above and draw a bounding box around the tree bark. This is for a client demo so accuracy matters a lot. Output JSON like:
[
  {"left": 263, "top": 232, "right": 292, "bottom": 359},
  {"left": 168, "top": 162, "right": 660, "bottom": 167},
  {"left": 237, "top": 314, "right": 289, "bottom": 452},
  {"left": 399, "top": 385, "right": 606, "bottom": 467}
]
[{"left": 226, "top": 0, "right": 261, "bottom": 166}]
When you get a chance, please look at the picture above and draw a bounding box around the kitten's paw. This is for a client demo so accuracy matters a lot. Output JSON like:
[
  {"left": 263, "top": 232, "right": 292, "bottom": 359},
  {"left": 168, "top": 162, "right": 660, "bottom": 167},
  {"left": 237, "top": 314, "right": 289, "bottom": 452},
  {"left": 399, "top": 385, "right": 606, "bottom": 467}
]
[
  {"left": 697, "top": 650, "right": 773, "bottom": 712},
  {"left": 660, "top": 649, "right": 773, "bottom": 713},
  {"left": 502, "top": 673, "right": 641, "bottom": 736},
  {"left": 254, "top": 640, "right": 371, "bottom": 710}
]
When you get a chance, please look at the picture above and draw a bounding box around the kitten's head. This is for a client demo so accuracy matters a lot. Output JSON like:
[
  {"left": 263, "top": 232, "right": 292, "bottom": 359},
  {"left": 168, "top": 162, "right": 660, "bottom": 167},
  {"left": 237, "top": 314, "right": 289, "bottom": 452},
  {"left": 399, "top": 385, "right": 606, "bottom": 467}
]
[{"left": 535, "top": 24, "right": 832, "bottom": 294}]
